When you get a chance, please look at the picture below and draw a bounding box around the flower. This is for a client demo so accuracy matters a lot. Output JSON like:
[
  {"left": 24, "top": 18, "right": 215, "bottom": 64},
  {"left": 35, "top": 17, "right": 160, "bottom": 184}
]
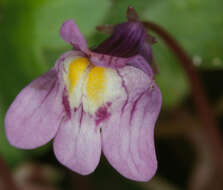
[{"left": 5, "top": 8, "right": 162, "bottom": 181}]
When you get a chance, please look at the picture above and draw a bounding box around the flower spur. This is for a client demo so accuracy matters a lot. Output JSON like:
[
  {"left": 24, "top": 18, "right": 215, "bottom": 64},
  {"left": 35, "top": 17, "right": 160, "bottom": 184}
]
[{"left": 5, "top": 7, "right": 162, "bottom": 181}]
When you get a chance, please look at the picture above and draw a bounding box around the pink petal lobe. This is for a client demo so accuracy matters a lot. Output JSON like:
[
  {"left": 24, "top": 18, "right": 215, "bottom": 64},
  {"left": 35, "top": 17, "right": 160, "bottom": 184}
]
[
  {"left": 5, "top": 69, "right": 64, "bottom": 149},
  {"left": 60, "top": 19, "right": 89, "bottom": 52},
  {"left": 127, "top": 55, "right": 154, "bottom": 78},
  {"left": 102, "top": 66, "right": 162, "bottom": 181},
  {"left": 53, "top": 106, "right": 101, "bottom": 175},
  {"left": 89, "top": 52, "right": 128, "bottom": 68}
]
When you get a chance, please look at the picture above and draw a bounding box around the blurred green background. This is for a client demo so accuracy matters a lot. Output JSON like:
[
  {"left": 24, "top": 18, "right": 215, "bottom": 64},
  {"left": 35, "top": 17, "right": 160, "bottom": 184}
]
[{"left": 0, "top": 0, "right": 223, "bottom": 189}]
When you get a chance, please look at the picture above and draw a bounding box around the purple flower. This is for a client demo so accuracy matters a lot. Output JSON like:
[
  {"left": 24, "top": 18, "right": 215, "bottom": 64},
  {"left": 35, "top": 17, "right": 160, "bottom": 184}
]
[{"left": 5, "top": 9, "right": 161, "bottom": 181}]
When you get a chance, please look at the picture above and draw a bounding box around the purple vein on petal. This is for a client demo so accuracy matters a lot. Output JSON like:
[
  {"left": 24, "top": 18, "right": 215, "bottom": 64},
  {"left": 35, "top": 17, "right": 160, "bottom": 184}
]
[
  {"left": 27, "top": 80, "right": 57, "bottom": 121},
  {"left": 116, "top": 69, "right": 129, "bottom": 114},
  {"left": 62, "top": 89, "right": 71, "bottom": 119},
  {"left": 129, "top": 122, "right": 140, "bottom": 174},
  {"left": 79, "top": 105, "right": 84, "bottom": 126},
  {"left": 40, "top": 81, "right": 57, "bottom": 104},
  {"left": 128, "top": 91, "right": 149, "bottom": 174},
  {"left": 129, "top": 91, "right": 145, "bottom": 125}
]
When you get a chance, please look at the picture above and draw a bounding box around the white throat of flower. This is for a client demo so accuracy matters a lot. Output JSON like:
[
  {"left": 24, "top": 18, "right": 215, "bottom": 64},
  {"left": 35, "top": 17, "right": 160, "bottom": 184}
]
[{"left": 62, "top": 56, "right": 125, "bottom": 115}]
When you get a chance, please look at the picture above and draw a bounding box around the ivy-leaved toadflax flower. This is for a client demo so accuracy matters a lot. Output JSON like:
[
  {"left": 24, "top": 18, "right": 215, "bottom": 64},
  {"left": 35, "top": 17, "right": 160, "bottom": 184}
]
[{"left": 5, "top": 7, "right": 162, "bottom": 181}]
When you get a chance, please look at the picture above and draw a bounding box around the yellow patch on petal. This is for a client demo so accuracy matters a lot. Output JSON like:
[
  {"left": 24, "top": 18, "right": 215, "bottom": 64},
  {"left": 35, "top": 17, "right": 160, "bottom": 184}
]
[
  {"left": 63, "top": 55, "right": 124, "bottom": 114},
  {"left": 68, "top": 57, "right": 89, "bottom": 94},
  {"left": 86, "top": 66, "right": 106, "bottom": 106}
]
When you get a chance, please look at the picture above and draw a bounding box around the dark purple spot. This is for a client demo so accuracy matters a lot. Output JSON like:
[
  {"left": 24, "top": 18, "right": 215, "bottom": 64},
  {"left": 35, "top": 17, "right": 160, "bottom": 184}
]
[
  {"left": 79, "top": 105, "right": 84, "bottom": 125},
  {"left": 106, "top": 102, "right": 112, "bottom": 107},
  {"left": 62, "top": 89, "right": 71, "bottom": 118},
  {"left": 95, "top": 106, "right": 111, "bottom": 126}
]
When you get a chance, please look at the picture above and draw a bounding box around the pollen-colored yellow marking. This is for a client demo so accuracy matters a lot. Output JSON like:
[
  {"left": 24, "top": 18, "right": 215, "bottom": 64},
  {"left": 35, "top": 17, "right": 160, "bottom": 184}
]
[
  {"left": 68, "top": 58, "right": 89, "bottom": 94},
  {"left": 86, "top": 66, "right": 106, "bottom": 104}
]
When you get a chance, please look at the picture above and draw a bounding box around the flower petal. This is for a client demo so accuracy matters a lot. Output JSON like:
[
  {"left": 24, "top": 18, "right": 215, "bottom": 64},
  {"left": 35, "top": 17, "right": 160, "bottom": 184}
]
[
  {"left": 127, "top": 55, "right": 154, "bottom": 77},
  {"left": 60, "top": 19, "right": 88, "bottom": 52},
  {"left": 53, "top": 105, "right": 101, "bottom": 175},
  {"left": 5, "top": 69, "right": 64, "bottom": 149},
  {"left": 89, "top": 52, "right": 128, "bottom": 68},
  {"left": 102, "top": 66, "right": 161, "bottom": 181},
  {"left": 138, "top": 42, "right": 153, "bottom": 63},
  {"left": 93, "top": 22, "right": 147, "bottom": 58}
]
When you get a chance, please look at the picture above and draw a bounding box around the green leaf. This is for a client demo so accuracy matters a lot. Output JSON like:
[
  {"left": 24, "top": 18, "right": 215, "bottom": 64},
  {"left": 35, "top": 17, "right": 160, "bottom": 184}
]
[
  {"left": 33, "top": 0, "right": 111, "bottom": 69},
  {"left": 102, "top": 0, "right": 157, "bottom": 24},
  {"left": 140, "top": 0, "right": 223, "bottom": 107},
  {"left": 143, "top": 0, "right": 223, "bottom": 69},
  {"left": 33, "top": 0, "right": 110, "bottom": 48},
  {"left": 153, "top": 43, "right": 189, "bottom": 108}
]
